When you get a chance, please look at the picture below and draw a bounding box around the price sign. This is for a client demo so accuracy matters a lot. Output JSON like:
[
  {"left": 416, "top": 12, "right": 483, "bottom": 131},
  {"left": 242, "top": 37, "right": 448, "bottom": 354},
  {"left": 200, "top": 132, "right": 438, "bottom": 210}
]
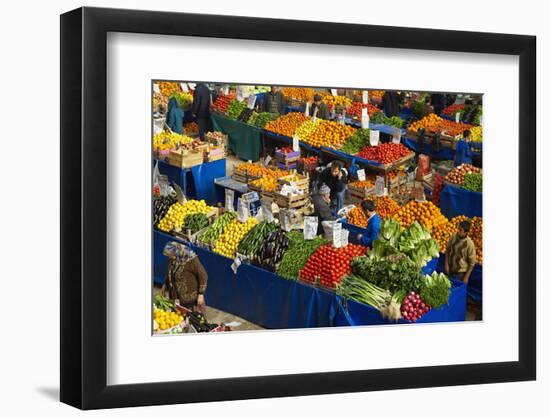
[
  {"left": 237, "top": 198, "right": 249, "bottom": 222},
  {"left": 304, "top": 101, "right": 310, "bottom": 117},
  {"left": 455, "top": 112, "right": 461, "bottom": 123},
  {"left": 303, "top": 216, "right": 318, "bottom": 240},
  {"left": 263, "top": 155, "right": 272, "bottom": 166},
  {"left": 362, "top": 90, "right": 369, "bottom": 104},
  {"left": 225, "top": 189, "right": 235, "bottom": 212},
  {"left": 357, "top": 169, "right": 366, "bottom": 182},
  {"left": 331, "top": 89, "right": 338, "bottom": 96},
  {"left": 332, "top": 222, "right": 343, "bottom": 248},
  {"left": 180, "top": 83, "right": 189, "bottom": 93},
  {"left": 361, "top": 107, "right": 370, "bottom": 129},
  {"left": 280, "top": 209, "right": 292, "bottom": 232},
  {"left": 369, "top": 130, "right": 380, "bottom": 147},
  {"left": 247, "top": 94, "right": 257, "bottom": 109},
  {"left": 187, "top": 83, "right": 196, "bottom": 90},
  {"left": 153, "top": 83, "right": 160, "bottom": 94},
  {"left": 231, "top": 256, "right": 242, "bottom": 274},
  {"left": 391, "top": 128, "right": 402, "bottom": 144},
  {"left": 312, "top": 107, "right": 318, "bottom": 122},
  {"left": 375, "top": 176, "right": 385, "bottom": 196},
  {"left": 222, "top": 85, "right": 229, "bottom": 95},
  {"left": 261, "top": 199, "right": 274, "bottom": 222},
  {"left": 292, "top": 135, "right": 300, "bottom": 152}
]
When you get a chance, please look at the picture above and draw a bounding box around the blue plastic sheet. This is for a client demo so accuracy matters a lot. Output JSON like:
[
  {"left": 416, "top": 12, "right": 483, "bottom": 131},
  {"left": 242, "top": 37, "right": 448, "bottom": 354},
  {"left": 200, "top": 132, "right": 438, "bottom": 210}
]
[
  {"left": 403, "top": 137, "right": 456, "bottom": 160},
  {"left": 439, "top": 184, "right": 482, "bottom": 219},
  {"left": 156, "top": 159, "right": 226, "bottom": 205},
  {"left": 153, "top": 231, "right": 466, "bottom": 327}
]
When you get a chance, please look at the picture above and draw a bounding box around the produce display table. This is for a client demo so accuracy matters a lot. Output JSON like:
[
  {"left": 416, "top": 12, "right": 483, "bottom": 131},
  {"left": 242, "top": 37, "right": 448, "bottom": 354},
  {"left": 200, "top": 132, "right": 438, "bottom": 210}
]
[
  {"left": 155, "top": 158, "right": 226, "bottom": 205},
  {"left": 213, "top": 176, "right": 249, "bottom": 209},
  {"left": 262, "top": 130, "right": 321, "bottom": 154},
  {"left": 211, "top": 113, "right": 262, "bottom": 161},
  {"left": 403, "top": 137, "right": 456, "bottom": 160},
  {"left": 153, "top": 231, "right": 467, "bottom": 328},
  {"left": 439, "top": 183, "right": 482, "bottom": 219}
]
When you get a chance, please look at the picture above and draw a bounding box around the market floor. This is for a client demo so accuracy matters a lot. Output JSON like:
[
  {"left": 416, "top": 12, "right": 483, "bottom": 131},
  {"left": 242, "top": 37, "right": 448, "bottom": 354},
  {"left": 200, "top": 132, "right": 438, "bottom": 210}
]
[{"left": 204, "top": 306, "right": 264, "bottom": 331}]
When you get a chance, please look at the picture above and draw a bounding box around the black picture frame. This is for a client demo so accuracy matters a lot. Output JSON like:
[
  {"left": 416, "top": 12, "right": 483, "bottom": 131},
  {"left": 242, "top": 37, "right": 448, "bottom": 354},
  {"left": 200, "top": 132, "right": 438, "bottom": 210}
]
[{"left": 60, "top": 6, "right": 536, "bottom": 410}]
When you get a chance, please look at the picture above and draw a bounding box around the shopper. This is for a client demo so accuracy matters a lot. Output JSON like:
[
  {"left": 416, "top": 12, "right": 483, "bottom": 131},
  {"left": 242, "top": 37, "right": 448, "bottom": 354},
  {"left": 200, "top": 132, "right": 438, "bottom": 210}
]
[
  {"left": 318, "top": 161, "right": 348, "bottom": 213},
  {"left": 312, "top": 184, "right": 336, "bottom": 235},
  {"left": 310, "top": 94, "right": 330, "bottom": 120},
  {"left": 263, "top": 86, "right": 285, "bottom": 115},
  {"left": 191, "top": 83, "right": 213, "bottom": 139},
  {"left": 166, "top": 97, "right": 185, "bottom": 134},
  {"left": 431, "top": 93, "right": 448, "bottom": 114},
  {"left": 382, "top": 90, "right": 401, "bottom": 117},
  {"left": 162, "top": 241, "right": 208, "bottom": 310},
  {"left": 356, "top": 200, "right": 382, "bottom": 247},
  {"left": 454, "top": 129, "right": 473, "bottom": 167},
  {"left": 445, "top": 221, "right": 477, "bottom": 285}
]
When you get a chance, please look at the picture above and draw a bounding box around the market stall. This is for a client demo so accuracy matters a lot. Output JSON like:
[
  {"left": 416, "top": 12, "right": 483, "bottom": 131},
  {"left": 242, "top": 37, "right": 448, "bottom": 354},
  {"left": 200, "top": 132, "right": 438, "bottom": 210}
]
[
  {"left": 211, "top": 112, "right": 262, "bottom": 161},
  {"left": 155, "top": 158, "right": 226, "bottom": 205}
]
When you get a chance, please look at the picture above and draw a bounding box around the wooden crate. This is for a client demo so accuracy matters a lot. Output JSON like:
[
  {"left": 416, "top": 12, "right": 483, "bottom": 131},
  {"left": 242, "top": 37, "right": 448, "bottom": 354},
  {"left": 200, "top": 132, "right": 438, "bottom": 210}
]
[
  {"left": 277, "top": 173, "right": 309, "bottom": 192},
  {"left": 348, "top": 183, "right": 375, "bottom": 199},
  {"left": 274, "top": 192, "right": 310, "bottom": 209},
  {"left": 167, "top": 150, "right": 204, "bottom": 168},
  {"left": 231, "top": 171, "right": 247, "bottom": 183}
]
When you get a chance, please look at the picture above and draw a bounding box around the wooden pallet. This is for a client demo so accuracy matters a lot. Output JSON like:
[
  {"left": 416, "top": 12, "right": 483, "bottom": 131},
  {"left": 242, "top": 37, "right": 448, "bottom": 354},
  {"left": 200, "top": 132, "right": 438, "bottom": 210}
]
[
  {"left": 167, "top": 150, "right": 204, "bottom": 168},
  {"left": 231, "top": 172, "right": 247, "bottom": 183},
  {"left": 348, "top": 183, "right": 375, "bottom": 199},
  {"left": 274, "top": 192, "right": 310, "bottom": 209}
]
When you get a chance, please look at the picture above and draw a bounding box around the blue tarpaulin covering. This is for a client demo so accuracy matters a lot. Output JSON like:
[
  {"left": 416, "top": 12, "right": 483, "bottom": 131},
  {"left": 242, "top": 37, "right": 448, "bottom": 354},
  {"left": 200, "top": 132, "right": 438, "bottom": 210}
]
[
  {"left": 153, "top": 231, "right": 466, "bottom": 328},
  {"left": 403, "top": 137, "right": 456, "bottom": 160},
  {"left": 156, "top": 159, "right": 226, "bottom": 205},
  {"left": 439, "top": 184, "right": 482, "bottom": 219}
]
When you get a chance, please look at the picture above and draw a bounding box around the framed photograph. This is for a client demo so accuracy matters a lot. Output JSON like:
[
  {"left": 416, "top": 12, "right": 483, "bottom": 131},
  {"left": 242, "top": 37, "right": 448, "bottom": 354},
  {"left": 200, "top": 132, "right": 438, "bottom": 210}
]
[{"left": 60, "top": 6, "right": 536, "bottom": 410}]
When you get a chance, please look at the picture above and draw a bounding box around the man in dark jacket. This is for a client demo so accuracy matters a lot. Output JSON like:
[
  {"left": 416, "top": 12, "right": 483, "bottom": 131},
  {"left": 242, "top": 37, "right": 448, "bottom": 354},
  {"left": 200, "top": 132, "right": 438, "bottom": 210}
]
[
  {"left": 312, "top": 184, "right": 336, "bottom": 235},
  {"left": 382, "top": 90, "right": 401, "bottom": 117},
  {"left": 318, "top": 161, "right": 347, "bottom": 213},
  {"left": 310, "top": 94, "right": 330, "bottom": 120},
  {"left": 263, "top": 86, "right": 285, "bottom": 115},
  {"left": 192, "top": 83, "right": 212, "bottom": 139}
]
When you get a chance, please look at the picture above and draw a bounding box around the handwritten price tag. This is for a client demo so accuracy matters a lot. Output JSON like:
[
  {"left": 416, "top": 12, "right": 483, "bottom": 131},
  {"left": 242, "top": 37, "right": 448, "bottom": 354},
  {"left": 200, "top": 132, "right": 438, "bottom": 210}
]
[{"left": 357, "top": 169, "right": 366, "bottom": 182}]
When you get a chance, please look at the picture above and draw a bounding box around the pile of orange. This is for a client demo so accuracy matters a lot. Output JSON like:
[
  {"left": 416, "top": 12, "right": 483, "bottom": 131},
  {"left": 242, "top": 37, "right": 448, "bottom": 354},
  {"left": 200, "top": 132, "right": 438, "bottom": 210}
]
[
  {"left": 393, "top": 200, "right": 448, "bottom": 231},
  {"left": 265, "top": 112, "right": 310, "bottom": 137},
  {"left": 408, "top": 114, "right": 474, "bottom": 137},
  {"left": 158, "top": 81, "right": 181, "bottom": 97},
  {"left": 301, "top": 120, "right": 356, "bottom": 148},
  {"left": 374, "top": 196, "right": 401, "bottom": 218},
  {"left": 347, "top": 206, "right": 368, "bottom": 228},
  {"left": 432, "top": 216, "right": 483, "bottom": 264},
  {"left": 250, "top": 177, "right": 278, "bottom": 192},
  {"left": 322, "top": 95, "right": 352, "bottom": 108},
  {"left": 235, "top": 162, "right": 287, "bottom": 180},
  {"left": 281, "top": 87, "right": 315, "bottom": 102},
  {"left": 349, "top": 180, "right": 375, "bottom": 189},
  {"left": 368, "top": 90, "right": 385, "bottom": 100}
]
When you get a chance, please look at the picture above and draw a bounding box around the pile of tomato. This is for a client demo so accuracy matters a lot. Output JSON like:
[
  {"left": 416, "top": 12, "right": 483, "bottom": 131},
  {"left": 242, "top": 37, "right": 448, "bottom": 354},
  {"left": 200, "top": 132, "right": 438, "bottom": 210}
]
[
  {"left": 357, "top": 143, "right": 412, "bottom": 165},
  {"left": 277, "top": 146, "right": 294, "bottom": 154},
  {"left": 346, "top": 102, "right": 381, "bottom": 118},
  {"left": 299, "top": 244, "right": 367, "bottom": 288},
  {"left": 211, "top": 94, "right": 234, "bottom": 113}
]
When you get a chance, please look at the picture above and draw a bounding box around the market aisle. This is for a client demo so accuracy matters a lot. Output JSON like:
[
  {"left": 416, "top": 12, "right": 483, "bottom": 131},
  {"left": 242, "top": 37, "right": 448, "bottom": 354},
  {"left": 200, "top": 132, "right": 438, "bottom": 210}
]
[{"left": 204, "top": 306, "right": 264, "bottom": 331}]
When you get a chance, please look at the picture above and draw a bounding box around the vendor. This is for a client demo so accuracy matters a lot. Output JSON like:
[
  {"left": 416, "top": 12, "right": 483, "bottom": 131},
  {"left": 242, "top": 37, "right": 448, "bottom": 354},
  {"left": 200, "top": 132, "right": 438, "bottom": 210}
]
[
  {"left": 312, "top": 184, "right": 336, "bottom": 235},
  {"left": 310, "top": 94, "right": 330, "bottom": 120},
  {"left": 162, "top": 241, "right": 208, "bottom": 310},
  {"left": 166, "top": 97, "right": 185, "bottom": 134},
  {"left": 356, "top": 200, "right": 381, "bottom": 247},
  {"left": 318, "top": 161, "right": 348, "bottom": 213},
  {"left": 454, "top": 129, "right": 473, "bottom": 167},
  {"left": 445, "top": 221, "right": 477, "bottom": 285},
  {"left": 192, "top": 83, "right": 213, "bottom": 140},
  {"left": 263, "top": 86, "right": 285, "bottom": 115},
  {"left": 382, "top": 90, "right": 401, "bottom": 117}
]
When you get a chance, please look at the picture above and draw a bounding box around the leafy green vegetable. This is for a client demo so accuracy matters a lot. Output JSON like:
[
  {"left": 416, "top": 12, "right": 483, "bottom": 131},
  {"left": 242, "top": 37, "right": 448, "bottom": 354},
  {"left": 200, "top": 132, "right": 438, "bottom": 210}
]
[
  {"left": 336, "top": 275, "right": 391, "bottom": 310},
  {"left": 248, "top": 112, "right": 278, "bottom": 128},
  {"left": 462, "top": 172, "right": 482, "bottom": 192},
  {"left": 369, "top": 112, "right": 405, "bottom": 128},
  {"left": 340, "top": 128, "right": 370, "bottom": 154},
  {"left": 277, "top": 231, "right": 327, "bottom": 280},
  {"left": 227, "top": 99, "right": 247, "bottom": 120},
  {"left": 184, "top": 213, "right": 209, "bottom": 234},
  {"left": 420, "top": 272, "right": 452, "bottom": 308}
]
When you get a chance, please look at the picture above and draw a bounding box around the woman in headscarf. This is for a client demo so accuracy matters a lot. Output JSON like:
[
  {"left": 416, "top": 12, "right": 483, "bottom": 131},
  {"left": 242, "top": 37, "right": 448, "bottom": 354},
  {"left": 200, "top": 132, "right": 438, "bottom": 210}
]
[
  {"left": 166, "top": 97, "right": 185, "bottom": 134},
  {"left": 162, "top": 242, "right": 208, "bottom": 309}
]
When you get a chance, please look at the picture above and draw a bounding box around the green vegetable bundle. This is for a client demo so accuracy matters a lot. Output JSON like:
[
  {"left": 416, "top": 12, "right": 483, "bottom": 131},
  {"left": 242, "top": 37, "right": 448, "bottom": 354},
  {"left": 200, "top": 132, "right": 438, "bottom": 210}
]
[
  {"left": 336, "top": 275, "right": 391, "bottom": 310},
  {"left": 248, "top": 112, "right": 278, "bottom": 128},
  {"left": 227, "top": 99, "right": 247, "bottom": 120},
  {"left": 154, "top": 293, "right": 175, "bottom": 311},
  {"left": 340, "top": 128, "right": 370, "bottom": 154},
  {"left": 462, "top": 172, "right": 482, "bottom": 192},
  {"left": 420, "top": 272, "right": 452, "bottom": 308},
  {"left": 237, "top": 222, "right": 279, "bottom": 258},
  {"left": 276, "top": 231, "right": 327, "bottom": 280},
  {"left": 184, "top": 213, "right": 209, "bottom": 234},
  {"left": 197, "top": 211, "right": 236, "bottom": 245},
  {"left": 370, "top": 111, "right": 405, "bottom": 128},
  {"left": 169, "top": 92, "right": 193, "bottom": 108},
  {"left": 370, "top": 219, "right": 440, "bottom": 268},
  {"left": 351, "top": 254, "right": 425, "bottom": 295}
]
